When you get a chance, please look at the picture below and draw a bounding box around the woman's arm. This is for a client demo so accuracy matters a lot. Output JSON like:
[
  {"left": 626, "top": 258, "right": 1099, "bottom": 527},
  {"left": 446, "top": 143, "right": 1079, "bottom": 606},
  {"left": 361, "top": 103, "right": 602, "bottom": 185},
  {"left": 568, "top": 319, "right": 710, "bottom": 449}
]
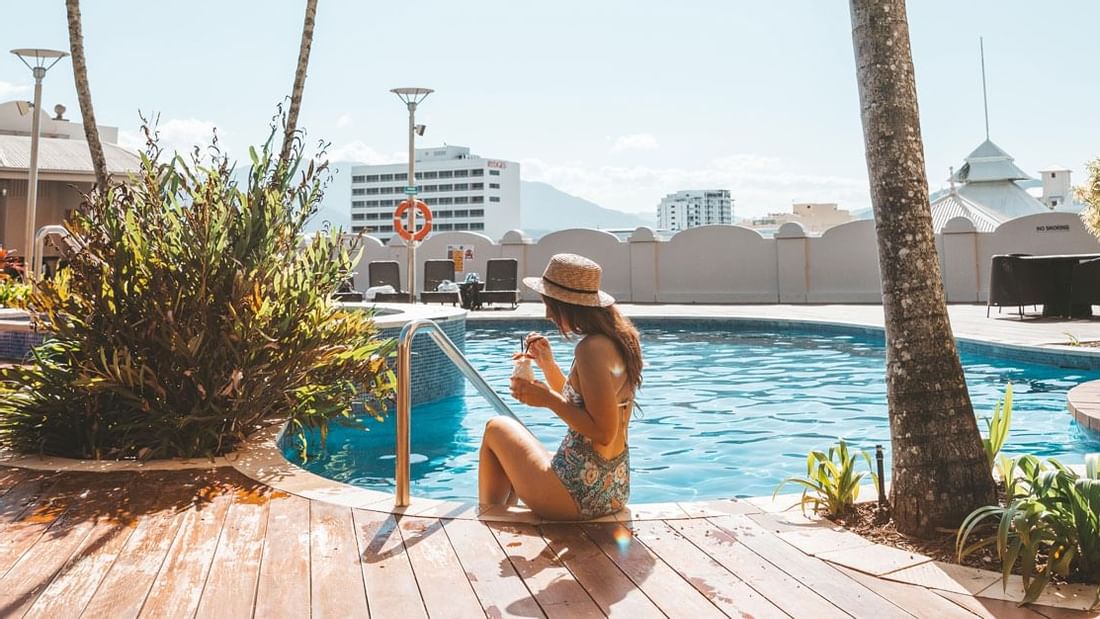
[
  {"left": 510, "top": 336, "right": 623, "bottom": 445},
  {"left": 525, "top": 333, "right": 566, "bottom": 392}
]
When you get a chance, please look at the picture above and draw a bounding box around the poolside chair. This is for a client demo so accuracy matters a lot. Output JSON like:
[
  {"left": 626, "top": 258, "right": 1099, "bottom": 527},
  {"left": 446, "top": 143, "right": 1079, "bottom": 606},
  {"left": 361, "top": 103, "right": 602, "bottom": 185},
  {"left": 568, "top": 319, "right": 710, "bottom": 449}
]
[
  {"left": 333, "top": 277, "right": 364, "bottom": 303},
  {"left": 420, "top": 259, "right": 461, "bottom": 306},
  {"left": 986, "top": 255, "right": 1052, "bottom": 319},
  {"left": 368, "top": 260, "right": 408, "bottom": 303},
  {"left": 1071, "top": 257, "right": 1100, "bottom": 310},
  {"left": 479, "top": 258, "right": 520, "bottom": 309}
]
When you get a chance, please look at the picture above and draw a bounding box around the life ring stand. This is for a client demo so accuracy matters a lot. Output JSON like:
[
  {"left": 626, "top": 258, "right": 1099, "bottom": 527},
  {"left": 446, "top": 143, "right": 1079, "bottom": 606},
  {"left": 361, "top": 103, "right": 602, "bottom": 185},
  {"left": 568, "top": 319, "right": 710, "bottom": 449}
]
[{"left": 392, "top": 199, "right": 433, "bottom": 242}]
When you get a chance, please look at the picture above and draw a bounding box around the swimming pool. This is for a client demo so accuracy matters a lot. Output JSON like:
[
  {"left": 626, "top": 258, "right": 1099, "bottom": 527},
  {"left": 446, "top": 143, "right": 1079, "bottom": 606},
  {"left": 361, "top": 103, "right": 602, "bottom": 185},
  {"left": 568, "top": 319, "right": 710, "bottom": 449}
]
[{"left": 284, "top": 320, "right": 1100, "bottom": 502}]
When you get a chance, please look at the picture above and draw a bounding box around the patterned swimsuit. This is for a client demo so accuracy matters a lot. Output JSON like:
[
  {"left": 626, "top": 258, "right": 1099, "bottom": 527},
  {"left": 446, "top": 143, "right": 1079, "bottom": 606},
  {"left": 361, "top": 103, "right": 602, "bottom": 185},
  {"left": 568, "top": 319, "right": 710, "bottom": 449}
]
[{"left": 550, "top": 382, "right": 631, "bottom": 519}]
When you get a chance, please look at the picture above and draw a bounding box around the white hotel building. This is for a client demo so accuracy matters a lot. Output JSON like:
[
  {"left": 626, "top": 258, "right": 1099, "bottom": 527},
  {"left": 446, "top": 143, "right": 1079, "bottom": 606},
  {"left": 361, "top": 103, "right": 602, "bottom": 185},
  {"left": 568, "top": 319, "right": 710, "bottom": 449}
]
[
  {"left": 350, "top": 145, "right": 520, "bottom": 243},
  {"left": 657, "top": 190, "right": 733, "bottom": 232}
]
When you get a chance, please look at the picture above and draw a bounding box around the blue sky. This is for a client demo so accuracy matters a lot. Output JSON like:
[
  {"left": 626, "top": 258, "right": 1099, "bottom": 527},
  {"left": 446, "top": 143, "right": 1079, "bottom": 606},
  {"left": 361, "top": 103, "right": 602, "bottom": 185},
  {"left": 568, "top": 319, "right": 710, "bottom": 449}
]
[{"left": 2, "top": 1, "right": 1097, "bottom": 217}]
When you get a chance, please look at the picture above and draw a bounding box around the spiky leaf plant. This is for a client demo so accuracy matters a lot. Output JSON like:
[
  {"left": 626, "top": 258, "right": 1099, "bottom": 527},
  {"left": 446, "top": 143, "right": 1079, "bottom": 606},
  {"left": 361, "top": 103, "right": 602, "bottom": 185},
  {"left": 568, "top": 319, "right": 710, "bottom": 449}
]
[
  {"left": 0, "top": 124, "right": 395, "bottom": 460},
  {"left": 774, "top": 439, "right": 878, "bottom": 517}
]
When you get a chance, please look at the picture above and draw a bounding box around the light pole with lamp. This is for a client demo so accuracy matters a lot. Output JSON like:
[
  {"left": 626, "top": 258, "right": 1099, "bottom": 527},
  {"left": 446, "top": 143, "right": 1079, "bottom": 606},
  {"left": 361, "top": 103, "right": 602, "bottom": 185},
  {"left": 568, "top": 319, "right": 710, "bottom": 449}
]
[
  {"left": 390, "top": 87, "right": 432, "bottom": 304},
  {"left": 10, "top": 48, "right": 69, "bottom": 281}
]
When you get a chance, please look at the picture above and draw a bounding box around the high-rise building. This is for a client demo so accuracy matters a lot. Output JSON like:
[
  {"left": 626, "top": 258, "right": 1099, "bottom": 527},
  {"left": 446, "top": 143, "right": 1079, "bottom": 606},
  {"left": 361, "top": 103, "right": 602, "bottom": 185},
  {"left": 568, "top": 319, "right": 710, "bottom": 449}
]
[
  {"left": 657, "top": 190, "right": 733, "bottom": 232},
  {"left": 350, "top": 145, "right": 520, "bottom": 243}
]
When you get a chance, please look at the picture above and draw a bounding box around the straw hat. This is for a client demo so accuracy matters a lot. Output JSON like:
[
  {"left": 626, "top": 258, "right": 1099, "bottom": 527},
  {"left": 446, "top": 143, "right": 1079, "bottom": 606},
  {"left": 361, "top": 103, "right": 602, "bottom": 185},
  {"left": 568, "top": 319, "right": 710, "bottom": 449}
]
[{"left": 523, "top": 253, "right": 615, "bottom": 308}]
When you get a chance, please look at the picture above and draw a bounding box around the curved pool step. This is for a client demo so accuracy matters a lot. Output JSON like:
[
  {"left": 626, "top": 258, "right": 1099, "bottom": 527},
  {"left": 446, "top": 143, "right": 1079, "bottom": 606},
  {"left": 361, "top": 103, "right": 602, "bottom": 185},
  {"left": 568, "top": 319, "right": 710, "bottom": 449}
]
[{"left": 1068, "top": 379, "right": 1100, "bottom": 434}]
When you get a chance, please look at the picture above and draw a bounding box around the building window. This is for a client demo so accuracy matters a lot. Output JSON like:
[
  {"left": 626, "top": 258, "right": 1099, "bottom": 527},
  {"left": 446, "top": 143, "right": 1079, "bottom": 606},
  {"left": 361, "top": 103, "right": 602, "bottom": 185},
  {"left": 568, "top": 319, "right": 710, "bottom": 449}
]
[
  {"left": 394, "top": 173, "right": 407, "bottom": 181},
  {"left": 470, "top": 222, "right": 485, "bottom": 230},
  {"left": 436, "top": 197, "right": 452, "bottom": 205},
  {"left": 366, "top": 175, "right": 379, "bottom": 182},
  {"left": 366, "top": 212, "right": 380, "bottom": 220},
  {"left": 352, "top": 175, "right": 366, "bottom": 183},
  {"left": 380, "top": 174, "right": 394, "bottom": 182},
  {"left": 454, "top": 209, "right": 469, "bottom": 217},
  {"left": 470, "top": 209, "right": 484, "bottom": 217},
  {"left": 470, "top": 169, "right": 484, "bottom": 177},
  {"left": 471, "top": 183, "right": 484, "bottom": 190},
  {"left": 366, "top": 188, "right": 379, "bottom": 195},
  {"left": 489, "top": 197, "right": 500, "bottom": 202},
  {"left": 489, "top": 170, "right": 501, "bottom": 176},
  {"left": 436, "top": 210, "right": 452, "bottom": 218},
  {"left": 438, "top": 184, "right": 453, "bottom": 192},
  {"left": 1051, "top": 172, "right": 1057, "bottom": 178},
  {"left": 436, "top": 223, "right": 453, "bottom": 231},
  {"left": 471, "top": 196, "right": 484, "bottom": 203},
  {"left": 455, "top": 223, "right": 470, "bottom": 231},
  {"left": 453, "top": 169, "right": 468, "bottom": 177},
  {"left": 352, "top": 213, "right": 365, "bottom": 221},
  {"left": 352, "top": 200, "right": 365, "bottom": 208},
  {"left": 454, "top": 183, "right": 468, "bottom": 191},
  {"left": 489, "top": 183, "right": 500, "bottom": 189},
  {"left": 422, "top": 171, "right": 438, "bottom": 180},
  {"left": 352, "top": 226, "right": 365, "bottom": 232},
  {"left": 352, "top": 188, "right": 365, "bottom": 196},
  {"left": 454, "top": 196, "right": 469, "bottom": 204},
  {"left": 438, "top": 170, "right": 453, "bottom": 178}
]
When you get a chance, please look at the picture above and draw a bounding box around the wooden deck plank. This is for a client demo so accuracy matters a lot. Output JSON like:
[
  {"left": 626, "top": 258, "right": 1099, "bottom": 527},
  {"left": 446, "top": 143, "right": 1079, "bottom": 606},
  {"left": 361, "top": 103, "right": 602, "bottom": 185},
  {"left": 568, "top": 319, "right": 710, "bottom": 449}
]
[
  {"left": 667, "top": 517, "right": 850, "bottom": 618},
  {"left": 539, "top": 523, "right": 663, "bottom": 617},
  {"left": 709, "top": 515, "right": 912, "bottom": 618},
  {"left": 627, "top": 519, "right": 788, "bottom": 618},
  {"left": 24, "top": 473, "right": 165, "bottom": 619},
  {"left": 253, "top": 491, "right": 312, "bottom": 619},
  {"left": 581, "top": 522, "right": 726, "bottom": 618},
  {"left": 933, "top": 590, "right": 1046, "bottom": 618},
  {"left": 310, "top": 501, "right": 370, "bottom": 619},
  {"left": 78, "top": 473, "right": 199, "bottom": 619},
  {"left": 488, "top": 522, "right": 603, "bottom": 619},
  {"left": 194, "top": 483, "right": 271, "bottom": 619},
  {"left": 353, "top": 509, "right": 427, "bottom": 619},
  {"left": 0, "top": 476, "right": 105, "bottom": 618},
  {"left": 137, "top": 473, "right": 234, "bottom": 618},
  {"left": 0, "top": 473, "right": 65, "bottom": 578},
  {"left": 834, "top": 565, "right": 979, "bottom": 618},
  {"left": 440, "top": 518, "right": 545, "bottom": 619},
  {"left": 398, "top": 516, "right": 485, "bottom": 618},
  {"left": 0, "top": 466, "right": 29, "bottom": 496}
]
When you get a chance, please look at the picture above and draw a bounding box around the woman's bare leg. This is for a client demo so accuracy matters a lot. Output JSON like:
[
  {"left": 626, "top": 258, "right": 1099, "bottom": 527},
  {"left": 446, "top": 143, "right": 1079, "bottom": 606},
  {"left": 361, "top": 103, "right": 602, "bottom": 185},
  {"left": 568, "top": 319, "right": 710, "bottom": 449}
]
[{"left": 478, "top": 416, "right": 581, "bottom": 520}]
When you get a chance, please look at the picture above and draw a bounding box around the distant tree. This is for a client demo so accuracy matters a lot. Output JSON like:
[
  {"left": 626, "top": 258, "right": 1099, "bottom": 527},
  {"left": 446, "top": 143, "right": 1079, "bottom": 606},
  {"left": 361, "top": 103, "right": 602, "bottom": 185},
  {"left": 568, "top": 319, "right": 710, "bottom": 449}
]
[
  {"left": 65, "top": 0, "right": 109, "bottom": 195},
  {"left": 1077, "top": 158, "right": 1100, "bottom": 240},
  {"left": 849, "top": 0, "right": 996, "bottom": 536},
  {"left": 280, "top": 0, "right": 319, "bottom": 166}
]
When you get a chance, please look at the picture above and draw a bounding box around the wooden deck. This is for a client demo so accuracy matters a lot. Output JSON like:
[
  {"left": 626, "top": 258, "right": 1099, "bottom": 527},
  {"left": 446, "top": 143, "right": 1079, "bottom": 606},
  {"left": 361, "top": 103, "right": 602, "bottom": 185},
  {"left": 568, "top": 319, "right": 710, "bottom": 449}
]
[{"left": 1, "top": 466, "right": 1094, "bottom": 618}]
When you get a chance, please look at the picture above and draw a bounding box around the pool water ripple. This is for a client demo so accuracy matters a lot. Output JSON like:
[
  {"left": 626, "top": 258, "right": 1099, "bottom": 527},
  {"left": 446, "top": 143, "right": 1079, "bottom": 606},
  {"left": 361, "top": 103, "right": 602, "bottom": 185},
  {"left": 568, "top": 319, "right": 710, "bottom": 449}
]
[{"left": 286, "top": 324, "right": 1100, "bottom": 502}]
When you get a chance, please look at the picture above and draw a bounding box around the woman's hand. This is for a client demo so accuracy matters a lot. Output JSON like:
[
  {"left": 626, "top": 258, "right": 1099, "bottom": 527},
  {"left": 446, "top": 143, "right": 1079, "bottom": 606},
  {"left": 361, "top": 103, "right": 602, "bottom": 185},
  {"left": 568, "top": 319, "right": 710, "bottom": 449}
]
[
  {"left": 510, "top": 377, "right": 561, "bottom": 409},
  {"left": 524, "top": 333, "right": 554, "bottom": 368}
]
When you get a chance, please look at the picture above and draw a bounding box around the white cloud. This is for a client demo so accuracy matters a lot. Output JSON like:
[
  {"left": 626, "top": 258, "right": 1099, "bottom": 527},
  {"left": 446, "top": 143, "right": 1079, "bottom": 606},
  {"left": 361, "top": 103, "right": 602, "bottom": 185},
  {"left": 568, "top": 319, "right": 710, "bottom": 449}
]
[
  {"left": 610, "top": 133, "right": 659, "bottom": 153},
  {"left": 118, "top": 118, "right": 221, "bottom": 157},
  {"left": 325, "top": 140, "right": 402, "bottom": 165},
  {"left": 0, "top": 81, "right": 30, "bottom": 98},
  {"left": 335, "top": 113, "right": 353, "bottom": 129},
  {"left": 520, "top": 154, "right": 869, "bottom": 218}
]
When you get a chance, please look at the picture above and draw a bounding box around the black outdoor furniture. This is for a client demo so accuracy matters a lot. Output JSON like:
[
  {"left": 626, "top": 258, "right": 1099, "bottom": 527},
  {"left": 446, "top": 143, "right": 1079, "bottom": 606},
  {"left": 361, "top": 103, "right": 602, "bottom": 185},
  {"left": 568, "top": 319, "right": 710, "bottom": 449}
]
[
  {"left": 478, "top": 259, "right": 520, "bottom": 309},
  {"left": 368, "top": 260, "right": 408, "bottom": 303},
  {"left": 458, "top": 280, "right": 484, "bottom": 310},
  {"left": 420, "top": 259, "right": 461, "bottom": 306},
  {"left": 988, "top": 253, "right": 1100, "bottom": 319}
]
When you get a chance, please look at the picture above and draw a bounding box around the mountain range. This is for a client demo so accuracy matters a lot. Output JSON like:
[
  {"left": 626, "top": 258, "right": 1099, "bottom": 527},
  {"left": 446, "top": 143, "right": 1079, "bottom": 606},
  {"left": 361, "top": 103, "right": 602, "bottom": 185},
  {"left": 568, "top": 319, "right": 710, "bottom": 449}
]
[{"left": 302, "top": 162, "right": 655, "bottom": 235}]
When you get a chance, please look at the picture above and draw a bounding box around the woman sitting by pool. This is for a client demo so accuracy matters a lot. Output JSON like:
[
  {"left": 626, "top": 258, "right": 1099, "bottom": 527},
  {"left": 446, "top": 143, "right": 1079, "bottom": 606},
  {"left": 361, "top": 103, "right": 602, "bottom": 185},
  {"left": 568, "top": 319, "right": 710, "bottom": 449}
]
[{"left": 479, "top": 253, "right": 643, "bottom": 520}]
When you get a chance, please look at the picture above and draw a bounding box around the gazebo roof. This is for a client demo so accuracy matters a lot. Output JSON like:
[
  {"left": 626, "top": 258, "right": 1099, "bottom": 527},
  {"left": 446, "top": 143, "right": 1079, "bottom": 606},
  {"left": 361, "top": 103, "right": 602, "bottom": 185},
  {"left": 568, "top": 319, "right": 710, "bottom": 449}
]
[
  {"left": 0, "top": 134, "right": 140, "bottom": 182},
  {"left": 950, "top": 139, "right": 1032, "bottom": 183}
]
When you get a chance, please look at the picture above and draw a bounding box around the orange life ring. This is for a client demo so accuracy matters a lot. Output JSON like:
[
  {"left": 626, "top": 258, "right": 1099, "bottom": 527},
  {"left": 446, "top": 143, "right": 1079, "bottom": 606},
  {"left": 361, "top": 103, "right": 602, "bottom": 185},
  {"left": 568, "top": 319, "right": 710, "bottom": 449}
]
[{"left": 392, "top": 199, "right": 433, "bottom": 242}]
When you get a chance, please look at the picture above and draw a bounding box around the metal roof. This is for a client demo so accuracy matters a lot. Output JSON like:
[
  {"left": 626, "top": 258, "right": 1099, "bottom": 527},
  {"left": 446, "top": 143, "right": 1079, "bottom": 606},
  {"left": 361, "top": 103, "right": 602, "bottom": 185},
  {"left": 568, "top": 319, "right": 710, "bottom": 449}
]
[
  {"left": 950, "top": 139, "right": 1032, "bottom": 183},
  {"left": 0, "top": 134, "right": 140, "bottom": 180},
  {"left": 930, "top": 190, "right": 1003, "bottom": 232}
]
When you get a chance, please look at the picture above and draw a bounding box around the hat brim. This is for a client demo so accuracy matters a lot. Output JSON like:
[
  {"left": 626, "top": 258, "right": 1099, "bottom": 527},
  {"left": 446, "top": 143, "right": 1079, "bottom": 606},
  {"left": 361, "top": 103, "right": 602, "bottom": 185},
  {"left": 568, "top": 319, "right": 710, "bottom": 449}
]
[{"left": 522, "top": 276, "right": 615, "bottom": 308}]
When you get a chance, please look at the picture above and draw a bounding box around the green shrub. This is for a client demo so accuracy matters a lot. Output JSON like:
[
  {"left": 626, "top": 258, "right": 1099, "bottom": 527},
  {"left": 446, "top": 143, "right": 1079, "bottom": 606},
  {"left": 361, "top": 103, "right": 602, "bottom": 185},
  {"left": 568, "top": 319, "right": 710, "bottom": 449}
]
[
  {"left": 957, "top": 454, "right": 1100, "bottom": 608},
  {"left": 774, "top": 440, "right": 877, "bottom": 516},
  {"left": 0, "top": 280, "right": 29, "bottom": 308},
  {"left": 0, "top": 127, "right": 395, "bottom": 460},
  {"left": 982, "top": 382, "right": 1013, "bottom": 469}
]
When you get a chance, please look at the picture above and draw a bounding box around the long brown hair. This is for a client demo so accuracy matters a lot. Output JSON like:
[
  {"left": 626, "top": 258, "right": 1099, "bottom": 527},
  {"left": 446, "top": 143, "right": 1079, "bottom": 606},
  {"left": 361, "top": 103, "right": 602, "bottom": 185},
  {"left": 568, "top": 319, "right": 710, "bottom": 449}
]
[{"left": 542, "top": 295, "right": 643, "bottom": 392}]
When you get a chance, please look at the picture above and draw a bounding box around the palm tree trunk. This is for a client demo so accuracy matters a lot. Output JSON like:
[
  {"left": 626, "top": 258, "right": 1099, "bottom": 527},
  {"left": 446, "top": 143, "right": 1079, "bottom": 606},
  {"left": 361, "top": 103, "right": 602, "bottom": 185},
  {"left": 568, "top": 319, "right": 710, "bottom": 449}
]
[
  {"left": 280, "top": 0, "right": 319, "bottom": 166},
  {"left": 65, "top": 0, "right": 109, "bottom": 194},
  {"left": 849, "top": 0, "right": 995, "bottom": 536}
]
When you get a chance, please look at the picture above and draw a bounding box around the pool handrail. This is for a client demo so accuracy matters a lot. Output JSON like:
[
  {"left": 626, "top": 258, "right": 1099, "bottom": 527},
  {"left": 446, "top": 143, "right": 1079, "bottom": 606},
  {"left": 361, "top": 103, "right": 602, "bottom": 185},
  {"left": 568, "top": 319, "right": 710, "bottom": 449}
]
[
  {"left": 33, "top": 224, "right": 86, "bottom": 281},
  {"left": 395, "top": 318, "right": 527, "bottom": 507}
]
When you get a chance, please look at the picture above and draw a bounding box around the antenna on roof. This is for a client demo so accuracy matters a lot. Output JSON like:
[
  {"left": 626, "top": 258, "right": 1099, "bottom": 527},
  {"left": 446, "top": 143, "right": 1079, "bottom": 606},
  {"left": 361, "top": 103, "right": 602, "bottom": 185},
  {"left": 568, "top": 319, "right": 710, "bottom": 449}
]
[{"left": 980, "top": 37, "right": 990, "bottom": 141}]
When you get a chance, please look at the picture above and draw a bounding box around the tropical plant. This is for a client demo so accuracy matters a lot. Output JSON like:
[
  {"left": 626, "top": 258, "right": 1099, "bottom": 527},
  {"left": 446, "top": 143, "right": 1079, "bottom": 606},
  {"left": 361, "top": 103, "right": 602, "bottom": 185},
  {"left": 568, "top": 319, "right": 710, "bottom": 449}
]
[
  {"left": 0, "top": 125, "right": 395, "bottom": 460},
  {"left": 982, "top": 383, "right": 1014, "bottom": 469},
  {"left": 0, "top": 280, "right": 30, "bottom": 309},
  {"left": 849, "top": 0, "right": 996, "bottom": 535},
  {"left": 957, "top": 454, "right": 1100, "bottom": 607},
  {"left": 774, "top": 440, "right": 878, "bottom": 516},
  {"left": 1077, "top": 157, "right": 1100, "bottom": 240}
]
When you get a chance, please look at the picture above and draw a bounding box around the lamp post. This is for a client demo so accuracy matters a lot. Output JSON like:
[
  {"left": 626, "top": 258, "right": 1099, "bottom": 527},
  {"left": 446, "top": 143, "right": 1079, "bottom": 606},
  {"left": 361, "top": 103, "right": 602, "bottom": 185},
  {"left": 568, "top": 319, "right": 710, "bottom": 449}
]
[
  {"left": 11, "top": 48, "right": 69, "bottom": 281},
  {"left": 390, "top": 87, "right": 433, "bottom": 303}
]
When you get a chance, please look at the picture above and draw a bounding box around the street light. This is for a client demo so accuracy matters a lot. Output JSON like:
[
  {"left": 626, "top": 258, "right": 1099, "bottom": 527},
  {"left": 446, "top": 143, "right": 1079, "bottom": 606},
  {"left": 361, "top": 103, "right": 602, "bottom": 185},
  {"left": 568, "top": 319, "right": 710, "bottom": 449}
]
[
  {"left": 390, "top": 87, "right": 433, "bottom": 303},
  {"left": 11, "top": 48, "right": 69, "bottom": 281}
]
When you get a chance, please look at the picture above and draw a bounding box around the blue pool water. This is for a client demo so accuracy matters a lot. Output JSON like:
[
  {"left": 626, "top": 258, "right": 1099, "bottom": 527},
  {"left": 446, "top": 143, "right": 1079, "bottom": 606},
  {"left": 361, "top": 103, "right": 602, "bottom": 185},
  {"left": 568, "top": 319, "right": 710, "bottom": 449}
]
[{"left": 285, "top": 321, "right": 1100, "bottom": 502}]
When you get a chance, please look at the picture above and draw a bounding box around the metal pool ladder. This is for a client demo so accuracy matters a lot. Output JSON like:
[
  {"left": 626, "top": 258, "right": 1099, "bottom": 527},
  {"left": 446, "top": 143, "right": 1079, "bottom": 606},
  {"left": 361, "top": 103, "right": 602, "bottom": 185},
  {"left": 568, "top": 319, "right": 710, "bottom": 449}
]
[{"left": 395, "top": 318, "right": 527, "bottom": 507}]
